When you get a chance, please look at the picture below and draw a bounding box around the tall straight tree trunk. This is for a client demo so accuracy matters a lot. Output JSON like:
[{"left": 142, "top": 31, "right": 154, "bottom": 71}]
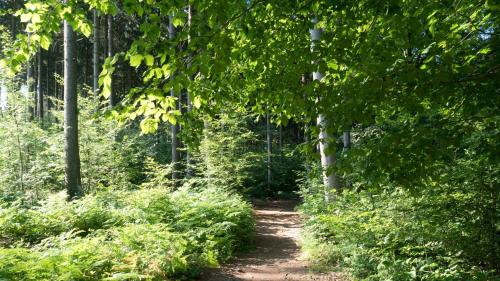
[
  {"left": 310, "top": 17, "right": 337, "bottom": 199},
  {"left": 64, "top": 13, "right": 83, "bottom": 199},
  {"left": 93, "top": 9, "right": 99, "bottom": 97},
  {"left": 185, "top": 4, "right": 193, "bottom": 178},
  {"left": 185, "top": 92, "right": 192, "bottom": 178},
  {"left": 107, "top": 15, "right": 114, "bottom": 107},
  {"left": 169, "top": 14, "right": 180, "bottom": 183},
  {"left": 266, "top": 110, "right": 272, "bottom": 190},
  {"left": 36, "top": 47, "right": 43, "bottom": 120},
  {"left": 278, "top": 124, "right": 283, "bottom": 160},
  {"left": 26, "top": 33, "right": 34, "bottom": 119},
  {"left": 46, "top": 47, "right": 50, "bottom": 112}
]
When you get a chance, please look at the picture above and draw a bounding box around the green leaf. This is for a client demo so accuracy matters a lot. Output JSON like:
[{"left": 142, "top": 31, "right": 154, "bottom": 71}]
[
  {"left": 20, "top": 13, "right": 32, "bottom": 23},
  {"left": 193, "top": 96, "right": 202, "bottom": 109},
  {"left": 80, "top": 22, "right": 92, "bottom": 38},
  {"left": 31, "top": 13, "right": 41, "bottom": 24},
  {"left": 130, "top": 54, "right": 143, "bottom": 67},
  {"left": 478, "top": 48, "right": 491, "bottom": 55},
  {"left": 40, "top": 35, "right": 51, "bottom": 50},
  {"left": 144, "top": 55, "right": 154, "bottom": 66},
  {"left": 140, "top": 118, "right": 159, "bottom": 134},
  {"left": 173, "top": 17, "right": 184, "bottom": 27}
]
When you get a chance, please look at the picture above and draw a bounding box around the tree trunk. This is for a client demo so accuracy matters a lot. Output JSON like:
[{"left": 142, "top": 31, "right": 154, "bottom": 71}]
[
  {"left": 26, "top": 33, "right": 34, "bottom": 119},
  {"left": 93, "top": 9, "right": 99, "bottom": 98},
  {"left": 107, "top": 15, "right": 114, "bottom": 107},
  {"left": 310, "top": 17, "right": 337, "bottom": 199},
  {"left": 342, "top": 130, "right": 350, "bottom": 152},
  {"left": 169, "top": 14, "right": 180, "bottom": 183},
  {"left": 266, "top": 111, "right": 272, "bottom": 191},
  {"left": 46, "top": 47, "right": 50, "bottom": 113},
  {"left": 36, "top": 47, "right": 43, "bottom": 121},
  {"left": 186, "top": 92, "right": 192, "bottom": 178},
  {"left": 185, "top": 4, "right": 193, "bottom": 178},
  {"left": 278, "top": 124, "right": 283, "bottom": 160},
  {"left": 64, "top": 13, "right": 83, "bottom": 199}
]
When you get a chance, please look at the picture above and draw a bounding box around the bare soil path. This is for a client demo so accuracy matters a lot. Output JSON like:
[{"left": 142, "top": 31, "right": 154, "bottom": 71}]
[{"left": 201, "top": 200, "right": 342, "bottom": 281}]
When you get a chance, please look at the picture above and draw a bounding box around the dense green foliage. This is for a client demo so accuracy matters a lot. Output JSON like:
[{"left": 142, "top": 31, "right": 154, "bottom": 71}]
[
  {"left": 0, "top": 186, "right": 254, "bottom": 280},
  {"left": 299, "top": 113, "right": 499, "bottom": 280}
]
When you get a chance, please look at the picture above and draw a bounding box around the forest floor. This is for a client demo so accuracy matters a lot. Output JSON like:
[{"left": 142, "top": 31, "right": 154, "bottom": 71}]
[{"left": 201, "top": 200, "right": 345, "bottom": 281}]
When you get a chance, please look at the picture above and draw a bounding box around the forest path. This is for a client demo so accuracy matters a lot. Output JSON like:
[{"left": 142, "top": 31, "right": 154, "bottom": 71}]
[{"left": 201, "top": 200, "right": 342, "bottom": 281}]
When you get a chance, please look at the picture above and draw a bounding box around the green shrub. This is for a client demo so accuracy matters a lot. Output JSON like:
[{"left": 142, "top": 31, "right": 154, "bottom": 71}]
[
  {"left": 0, "top": 226, "right": 188, "bottom": 280},
  {"left": 0, "top": 186, "right": 255, "bottom": 280},
  {"left": 300, "top": 187, "right": 499, "bottom": 281}
]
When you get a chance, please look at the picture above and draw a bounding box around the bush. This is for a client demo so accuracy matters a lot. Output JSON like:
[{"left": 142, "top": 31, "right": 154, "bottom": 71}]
[
  {"left": 299, "top": 186, "right": 499, "bottom": 281},
  {"left": 0, "top": 186, "right": 255, "bottom": 280},
  {"left": 0, "top": 226, "right": 188, "bottom": 280}
]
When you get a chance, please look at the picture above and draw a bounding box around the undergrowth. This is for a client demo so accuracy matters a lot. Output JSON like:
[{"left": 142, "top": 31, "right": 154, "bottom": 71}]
[
  {"left": 0, "top": 186, "right": 255, "bottom": 280},
  {"left": 299, "top": 186, "right": 499, "bottom": 281}
]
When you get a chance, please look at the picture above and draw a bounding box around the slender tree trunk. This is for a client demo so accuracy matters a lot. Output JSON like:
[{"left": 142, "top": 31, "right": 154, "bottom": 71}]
[
  {"left": 107, "top": 15, "right": 114, "bottom": 107},
  {"left": 310, "top": 17, "right": 337, "bottom": 200},
  {"left": 93, "top": 9, "right": 99, "bottom": 97},
  {"left": 302, "top": 74, "right": 312, "bottom": 176},
  {"left": 64, "top": 12, "right": 83, "bottom": 199},
  {"left": 36, "top": 47, "right": 43, "bottom": 121},
  {"left": 54, "top": 56, "right": 58, "bottom": 110},
  {"left": 169, "top": 14, "right": 180, "bottom": 183},
  {"left": 46, "top": 47, "right": 50, "bottom": 113},
  {"left": 185, "top": 93, "right": 192, "bottom": 177},
  {"left": 278, "top": 124, "right": 283, "bottom": 160},
  {"left": 0, "top": 66, "right": 6, "bottom": 112},
  {"left": 266, "top": 110, "right": 272, "bottom": 190},
  {"left": 26, "top": 33, "right": 34, "bottom": 120},
  {"left": 342, "top": 130, "right": 350, "bottom": 152},
  {"left": 13, "top": 115, "right": 25, "bottom": 191},
  {"left": 185, "top": 4, "right": 193, "bottom": 178}
]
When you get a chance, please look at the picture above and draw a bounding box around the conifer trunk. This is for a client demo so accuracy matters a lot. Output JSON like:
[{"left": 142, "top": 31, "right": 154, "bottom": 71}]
[
  {"left": 93, "top": 9, "right": 99, "bottom": 97},
  {"left": 26, "top": 33, "right": 34, "bottom": 119},
  {"left": 266, "top": 111, "right": 272, "bottom": 190},
  {"left": 107, "top": 15, "right": 114, "bottom": 107},
  {"left": 64, "top": 12, "right": 83, "bottom": 199},
  {"left": 36, "top": 47, "right": 43, "bottom": 120},
  {"left": 185, "top": 4, "right": 193, "bottom": 178}
]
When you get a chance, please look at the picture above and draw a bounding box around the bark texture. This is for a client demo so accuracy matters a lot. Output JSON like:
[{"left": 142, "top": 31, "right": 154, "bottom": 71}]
[
  {"left": 64, "top": 15, "right": 83, "bottom": 199},
  {"left": 310, "top": 17, "right": 337, "bottom": 197},
  {"left": 107, "top": 15, "right": 114, "bottom": 107},
  {"left": 93, "top": 9, "right": 99, "bottom": 96}
]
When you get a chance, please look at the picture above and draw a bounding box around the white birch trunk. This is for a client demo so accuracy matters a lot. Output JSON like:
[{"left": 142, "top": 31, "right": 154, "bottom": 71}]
[
  {"left": 310, "top": 17, "right": 337, "bottom": 199},
  {"left": 169, "top": 14, "right": 180, "bottom": 182}
]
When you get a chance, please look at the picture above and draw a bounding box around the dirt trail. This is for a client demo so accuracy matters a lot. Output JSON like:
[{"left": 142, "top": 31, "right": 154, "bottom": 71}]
[{"left": 202, "top": 200, "right": 342, "bottom": 281}]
